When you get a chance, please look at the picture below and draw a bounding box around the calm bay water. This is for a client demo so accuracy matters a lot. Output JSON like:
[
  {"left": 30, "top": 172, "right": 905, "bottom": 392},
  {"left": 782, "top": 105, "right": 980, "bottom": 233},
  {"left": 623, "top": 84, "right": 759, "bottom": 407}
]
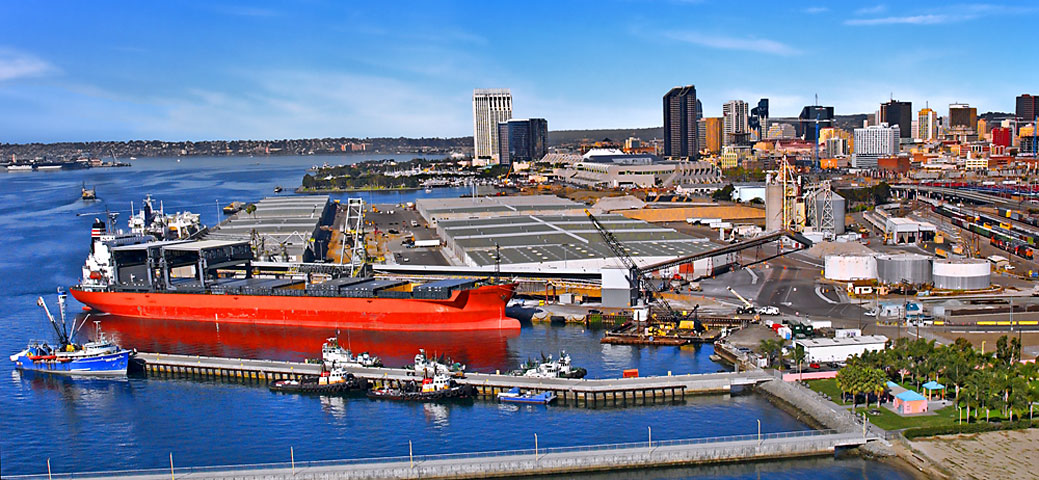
[{"left": 0, "top": 155, "right": 911, "bottom": 478}]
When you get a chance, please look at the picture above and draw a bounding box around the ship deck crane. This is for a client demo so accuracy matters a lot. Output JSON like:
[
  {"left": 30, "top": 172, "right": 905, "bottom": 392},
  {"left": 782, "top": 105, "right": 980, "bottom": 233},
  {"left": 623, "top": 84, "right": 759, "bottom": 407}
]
[{"left": 585, "top": 210, "right": 704, "bottom": 333}]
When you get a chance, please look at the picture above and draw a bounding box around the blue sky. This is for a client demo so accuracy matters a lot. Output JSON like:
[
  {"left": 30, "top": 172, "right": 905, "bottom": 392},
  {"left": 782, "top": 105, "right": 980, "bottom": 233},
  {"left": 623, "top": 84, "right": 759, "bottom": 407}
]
[{"left": 1, "top": 1, "right": 1036, "bottom": 142}]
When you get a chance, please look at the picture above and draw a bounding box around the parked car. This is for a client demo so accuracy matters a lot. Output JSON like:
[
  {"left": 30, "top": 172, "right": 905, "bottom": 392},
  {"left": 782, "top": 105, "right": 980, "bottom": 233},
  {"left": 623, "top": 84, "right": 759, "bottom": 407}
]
[
  {"left": 759, "top": 305, "right": 780, "bottom": 315},
  {"left": 863, "top": 308, "right": 878, "bottom": 317}
]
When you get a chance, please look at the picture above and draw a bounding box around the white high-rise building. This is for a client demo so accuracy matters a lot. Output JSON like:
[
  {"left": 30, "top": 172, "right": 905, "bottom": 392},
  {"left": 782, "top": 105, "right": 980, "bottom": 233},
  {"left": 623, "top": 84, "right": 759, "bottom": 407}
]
[
  {"left": 722, "top": 100, "right": 749, "bottom": 145},
  {"left": 853, "top": 123, "right": 899, "bottom": 169},
  {"left": 473, "top": 88, "right": 513, "bottom": 161}
]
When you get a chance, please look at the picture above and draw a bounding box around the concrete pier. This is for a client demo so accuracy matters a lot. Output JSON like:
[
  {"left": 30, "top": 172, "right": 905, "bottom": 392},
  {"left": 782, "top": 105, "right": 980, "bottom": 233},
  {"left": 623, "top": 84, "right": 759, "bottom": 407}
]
[
  {"left": 9, "top": 429, "right": 875, "bottom": 480},
  {"left": 135, "top": 352, "right": 773, "bottom": 405}
]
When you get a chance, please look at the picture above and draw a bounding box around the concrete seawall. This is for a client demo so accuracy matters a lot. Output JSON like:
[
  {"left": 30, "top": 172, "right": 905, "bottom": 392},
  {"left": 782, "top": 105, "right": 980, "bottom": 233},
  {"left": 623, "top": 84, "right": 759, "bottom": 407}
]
[{"left": 756, "top": 379, "right": 860, "bottom": 432}]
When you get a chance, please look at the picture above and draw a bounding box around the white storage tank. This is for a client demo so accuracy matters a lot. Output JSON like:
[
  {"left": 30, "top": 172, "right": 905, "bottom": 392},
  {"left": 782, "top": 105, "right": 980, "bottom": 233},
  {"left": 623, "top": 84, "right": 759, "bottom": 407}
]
[
  {"left": 824, "top": 254, "right": 877, "bottom": 281},
  {"left": 876, "top": 253, "right": 932, "bottom": 285},
  {"left": 933, "top": 258, "right": 990, "bottom": 290}
]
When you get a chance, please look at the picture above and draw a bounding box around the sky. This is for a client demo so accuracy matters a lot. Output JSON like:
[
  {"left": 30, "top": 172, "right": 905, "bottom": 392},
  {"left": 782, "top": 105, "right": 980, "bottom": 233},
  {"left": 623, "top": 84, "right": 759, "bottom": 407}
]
[{"left": 1, "top": 1, "right": 1036, "bottom": 143}]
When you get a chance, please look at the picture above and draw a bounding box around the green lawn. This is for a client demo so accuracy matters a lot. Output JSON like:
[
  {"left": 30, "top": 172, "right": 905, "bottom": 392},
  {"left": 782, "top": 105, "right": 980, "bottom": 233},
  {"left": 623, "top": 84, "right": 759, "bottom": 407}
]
[
  {"left": 804, "top": 379, "right": 848, "bottom": 405},
  {"left": 854, "top": 404, "right": 959, "bottom": 430}
]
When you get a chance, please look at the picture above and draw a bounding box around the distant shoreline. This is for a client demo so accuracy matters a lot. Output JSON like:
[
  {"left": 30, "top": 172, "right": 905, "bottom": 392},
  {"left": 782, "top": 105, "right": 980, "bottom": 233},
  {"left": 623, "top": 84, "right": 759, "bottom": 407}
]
[{"left": 296, "top": 186, "right": 426, "bottom": 193}]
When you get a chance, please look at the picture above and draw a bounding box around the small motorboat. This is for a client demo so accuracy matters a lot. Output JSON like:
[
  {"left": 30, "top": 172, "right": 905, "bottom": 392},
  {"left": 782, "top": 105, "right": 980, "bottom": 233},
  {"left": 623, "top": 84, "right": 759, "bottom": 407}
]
[
  {"left": 274, "top": 186, "right": 283, "bottom": 193},
  {"left": 366, "top": 374, "right": 476, "bottom": 402},
  {"left": 407, "top": 349, "right": 465, "bottom": 378},
  {"left": 497, "top": 387, "right": 557, "bottom": 405},
  {"left": 269, "top": 368, "right": 367, "bottom": 395},
  {"left": 511, "top": 351, "right": 586, "bottom": 379}
]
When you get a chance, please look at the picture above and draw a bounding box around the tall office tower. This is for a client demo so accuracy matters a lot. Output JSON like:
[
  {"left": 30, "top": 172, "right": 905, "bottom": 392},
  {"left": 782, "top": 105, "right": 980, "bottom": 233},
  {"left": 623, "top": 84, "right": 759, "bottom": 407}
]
[
  {"left": 722, "top": 100, "right": 749, "bottom": 145},
  {"left": 917, "top": 107, "right": 939, "bottom": 141},
  {"left": 977, "top": 119, "right": 988, "bottom": 140},
  {"left": 797, "top": 105, "right": 834, "bottom": 143},
  {"left": 701, "top": 117, "right": 724, "bottom": 154},
  {"left": 948, "top": 103, "right": 977, "bottom": 130},
  {"left": 663, "top": 85, "right": 699, "bottom": 159},
  {"left": 750, "top": 98, "right": 769, "bottom": 139},
  {"left": 880, "top": 100, "right": 912, "bottom": 139},
  {"left": 853, "top": 123, "right": 899, "bottom": 169},
  {"left": 473, "top": 88, "right": 513, "bottom": 161},
  {"left": 496, "top": 118, "right": 547, "bottom": 166},
  {"left": 1017, "top": 94, "right": 1038, "bottom": 120}
]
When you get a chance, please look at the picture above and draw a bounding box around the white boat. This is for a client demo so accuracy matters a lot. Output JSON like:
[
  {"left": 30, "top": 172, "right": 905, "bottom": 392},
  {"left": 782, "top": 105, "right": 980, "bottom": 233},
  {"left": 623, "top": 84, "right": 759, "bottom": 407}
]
[
  {"left": 7, "top": 164, "right": 34, "bottom": 171},
  {"left": 517, "top": 351, "right": 587, "bottom": 379},
  {"left": 321, "top": 336, "right": 382, "bottom": 368},
  {"left": 408, "top": 349, "right": 465, "bottom": 377}
]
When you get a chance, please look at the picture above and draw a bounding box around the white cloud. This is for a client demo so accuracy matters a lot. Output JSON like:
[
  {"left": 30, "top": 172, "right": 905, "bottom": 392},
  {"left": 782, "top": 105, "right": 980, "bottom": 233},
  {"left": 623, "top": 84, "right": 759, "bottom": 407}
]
[
  {"left": 0, "top": 48, "right": 57, "bottom": 82},
  {"left": 803, "top": 7, "right": 828, "bottom": 14},
  {"left": 845, "top": 14, "right": 968, "bottom": 26},
  {"left": 855, "top": 4, "right": 887, "bottom": 15},
  {"left": 662, "top": 31, "right": 801, "bottom": 56}
]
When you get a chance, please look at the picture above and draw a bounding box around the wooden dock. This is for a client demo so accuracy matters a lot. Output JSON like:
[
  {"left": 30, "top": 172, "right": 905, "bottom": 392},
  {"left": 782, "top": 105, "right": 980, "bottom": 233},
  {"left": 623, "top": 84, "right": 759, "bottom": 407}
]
[{"left": 134, "top": 352, "right": 773, "bottom": 406}]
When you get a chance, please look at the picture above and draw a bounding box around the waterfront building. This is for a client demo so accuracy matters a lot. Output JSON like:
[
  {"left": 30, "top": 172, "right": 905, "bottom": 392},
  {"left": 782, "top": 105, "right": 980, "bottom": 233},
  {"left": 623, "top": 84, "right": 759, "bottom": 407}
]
[
  {"left": 663, "top": 85, "right": 699, "bottom": 159},
  {"left": 555, "top": 152, "right": 721, "bottom": 189},
  {"left": 794, "top": 335, "right": 888, "bottom": 363},
  {"left": 853, "top": 123, "right": 898, "bottom": 169},
  {"left": 880, "top": 100, "right": 912, "bottom": 139},
  {"left": 917, "top": 108, "right": 939, "bottom": 141},
  {"left": 497, "top": 118, "right": 547, "bottom": 166},
  {"left": 1017, "top": 94, "right": 1038, "bottom": 120},
  {"left": 797, "top": 105, "right": 834, "bottom": 143},
  {"left": 473, "top": 88, "right": 513, "bottom": 162},
  {"left": 723, "top": 100, "right": 750, "bottom": 145}
]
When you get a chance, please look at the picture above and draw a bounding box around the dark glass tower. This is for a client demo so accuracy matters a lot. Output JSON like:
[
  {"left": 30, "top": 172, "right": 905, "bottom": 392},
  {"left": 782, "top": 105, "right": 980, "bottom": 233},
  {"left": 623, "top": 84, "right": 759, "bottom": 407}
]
[
  {"left": 880, "top": 100, "right": 913, "bottom": 139},
  {"left": 663, "top": 86, "right": 699, "bottom": 159}
]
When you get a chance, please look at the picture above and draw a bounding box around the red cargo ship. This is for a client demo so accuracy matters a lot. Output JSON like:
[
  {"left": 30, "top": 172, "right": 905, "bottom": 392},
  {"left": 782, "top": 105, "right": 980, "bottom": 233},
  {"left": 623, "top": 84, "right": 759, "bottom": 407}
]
[
  {"left": 71, "top": 282, "right": 518, "bottom": 331},
  {"left": 73, "top": 219, "right": 519, "bottom": 331}
]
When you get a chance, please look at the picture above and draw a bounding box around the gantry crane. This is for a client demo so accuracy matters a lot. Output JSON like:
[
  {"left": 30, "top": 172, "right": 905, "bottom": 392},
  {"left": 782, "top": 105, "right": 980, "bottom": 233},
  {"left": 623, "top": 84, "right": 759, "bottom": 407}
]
[{"left": 585, "top": 210, "right": 704, "bottom": 333}]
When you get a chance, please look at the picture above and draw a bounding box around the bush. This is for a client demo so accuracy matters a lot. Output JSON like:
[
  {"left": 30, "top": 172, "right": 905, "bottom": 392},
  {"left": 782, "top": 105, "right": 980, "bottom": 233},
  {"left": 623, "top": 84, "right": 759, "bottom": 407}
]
[{"left": 903, "top": 419, "right": 1039, "bottom": 439}]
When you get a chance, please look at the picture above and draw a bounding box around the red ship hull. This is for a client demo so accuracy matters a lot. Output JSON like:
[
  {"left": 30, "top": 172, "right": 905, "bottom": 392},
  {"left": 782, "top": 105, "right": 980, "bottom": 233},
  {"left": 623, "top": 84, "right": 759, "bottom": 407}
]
[{"left": 70, "top": 283, "right": 520, "bottom": 331}]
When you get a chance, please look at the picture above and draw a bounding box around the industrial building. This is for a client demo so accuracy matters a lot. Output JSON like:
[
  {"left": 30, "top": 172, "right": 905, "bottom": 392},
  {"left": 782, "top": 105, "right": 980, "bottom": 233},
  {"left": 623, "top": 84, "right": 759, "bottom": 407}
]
[
  {"left": 554, "top": 152, "right": 722, "bottom": 189},
  {"left": 207, "top": 195, "right": 334, "bottom": 262},
  {"left": 794, "top": 335, "right": 889, "bottom": 363},
  {"left": 416, "top": 195, "right": 732, "bottom": 273}
]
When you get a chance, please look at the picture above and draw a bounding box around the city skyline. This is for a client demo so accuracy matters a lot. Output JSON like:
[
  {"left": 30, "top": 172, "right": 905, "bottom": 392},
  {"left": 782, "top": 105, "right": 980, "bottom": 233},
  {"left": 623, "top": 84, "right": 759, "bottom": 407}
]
[{"left": 1, "top": 1, "right": 1038, "bottom": 143}]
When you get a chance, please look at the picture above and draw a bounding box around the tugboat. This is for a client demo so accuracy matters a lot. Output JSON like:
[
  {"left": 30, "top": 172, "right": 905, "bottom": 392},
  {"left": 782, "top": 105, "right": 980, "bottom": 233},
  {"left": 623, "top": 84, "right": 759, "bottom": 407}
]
[
  {"left": 366, "top": 374, "right": 476, "bottom": 402},
  {"left": 321, "top": 335, "right": 382, "bottom": 368},
  {"left": 81, "top": 182, "right": 97, "bottom": 201},
  {"left": 407, "top": 349, "right": 465, "bottom": 377},
  {"left": 511, "top": 351, "right": 586, "bottom": 379},
  {"left": 9, "top": 291, "right": 132, "bottom": 376},
  {"left": 222, "top": 201, "right": 245, "bottom": 215},
  {"left": 268, "top": 368, "right": 368, "bottom": 394},
  {"left": 497, "top": 387, "right": 557, "bottom": 405}
]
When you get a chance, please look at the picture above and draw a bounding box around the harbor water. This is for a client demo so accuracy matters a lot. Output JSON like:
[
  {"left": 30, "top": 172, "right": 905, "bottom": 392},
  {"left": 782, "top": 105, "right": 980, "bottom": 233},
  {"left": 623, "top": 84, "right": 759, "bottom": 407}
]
[{"left": 0, "top": 156, "right": 912, "bottom": 478}]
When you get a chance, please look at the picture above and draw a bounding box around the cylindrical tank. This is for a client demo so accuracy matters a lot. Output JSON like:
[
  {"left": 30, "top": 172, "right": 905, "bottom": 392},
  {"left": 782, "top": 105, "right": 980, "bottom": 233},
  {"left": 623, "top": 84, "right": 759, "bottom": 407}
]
[
  {"left": 812, "top": 192, "right": 847, "bottom": 235},
  {"left": 933, "top": 258, "right": 990, "bottom": 290},
  {"left": 824, "top": 254, "right": 877, "bottom": 281},
  {"left": 765, "top": 183, "right": 784, "bottom": 232},
  {"left": 876, "top": 253, "right": 933, "bottom": 285}
]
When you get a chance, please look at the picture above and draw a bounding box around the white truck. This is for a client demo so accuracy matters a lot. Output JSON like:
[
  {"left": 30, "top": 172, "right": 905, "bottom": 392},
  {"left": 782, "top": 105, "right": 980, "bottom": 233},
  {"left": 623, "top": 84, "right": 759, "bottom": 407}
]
[{"left": 413, "top": 239, "right": 442, "bottom": 248}]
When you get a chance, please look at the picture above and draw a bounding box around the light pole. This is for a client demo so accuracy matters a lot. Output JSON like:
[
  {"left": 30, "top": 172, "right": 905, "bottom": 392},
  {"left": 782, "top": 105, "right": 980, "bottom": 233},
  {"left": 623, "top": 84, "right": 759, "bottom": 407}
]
[{"left": 757, "top": 419, "right": 761, "bottom": 445}]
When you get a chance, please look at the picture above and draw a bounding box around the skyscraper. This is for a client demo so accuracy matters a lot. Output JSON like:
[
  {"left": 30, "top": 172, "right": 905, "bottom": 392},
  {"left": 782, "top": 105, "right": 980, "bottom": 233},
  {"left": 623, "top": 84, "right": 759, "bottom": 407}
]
[
  {"left": 496, "top": 118, "right": 547, "bottom": 166},
  {"left": 880, "top": 100, "right": 912, "bottom": 139},
  {"left": 798, "top": 105, "right": 834, "bottom": 143},
  {"left": 1018, "top": 94, "right": 1038, "bottom": 121},
  {"left": 473, "top": 88, "right": 513, "bottom": 161},
  {"left": 722, "top": 100, "right": 749, "bottom": 145},
  {"left": 750, "top": 99, "right": 769, "bottom": 139},
  {"left": 948, "top": 104, "right": 977, "bottom": 130},
  {"left": 917, "top": 108, "right": 938, "bottom": 141},
  {"left": 663, "top": 86, "right": 698, "bottom": 159}
]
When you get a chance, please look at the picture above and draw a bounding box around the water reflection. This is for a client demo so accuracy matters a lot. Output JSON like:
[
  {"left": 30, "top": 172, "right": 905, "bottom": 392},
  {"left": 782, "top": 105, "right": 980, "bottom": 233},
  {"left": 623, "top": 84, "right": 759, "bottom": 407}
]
[{"left": 94, "top": 314, "right": 518, "bottom": 370}]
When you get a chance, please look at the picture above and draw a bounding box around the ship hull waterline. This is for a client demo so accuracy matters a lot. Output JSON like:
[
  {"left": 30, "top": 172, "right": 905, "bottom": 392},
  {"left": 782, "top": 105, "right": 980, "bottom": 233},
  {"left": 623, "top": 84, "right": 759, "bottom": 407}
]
[{"left": 70, "top": 283, "right": 520, "bottom": 331}]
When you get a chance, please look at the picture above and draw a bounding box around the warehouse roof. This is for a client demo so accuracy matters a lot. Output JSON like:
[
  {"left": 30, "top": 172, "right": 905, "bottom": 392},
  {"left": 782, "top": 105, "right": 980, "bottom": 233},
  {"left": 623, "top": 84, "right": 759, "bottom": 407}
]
[{"left": 795, "top": 335, "right": 889, "bottom": 348}]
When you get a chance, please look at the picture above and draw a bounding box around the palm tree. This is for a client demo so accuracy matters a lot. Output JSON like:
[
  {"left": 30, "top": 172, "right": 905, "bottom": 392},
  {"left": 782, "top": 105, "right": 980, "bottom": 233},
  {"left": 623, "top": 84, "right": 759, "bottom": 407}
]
[{"left": 792, "top": 344, "right": 806, "bottom": 379}]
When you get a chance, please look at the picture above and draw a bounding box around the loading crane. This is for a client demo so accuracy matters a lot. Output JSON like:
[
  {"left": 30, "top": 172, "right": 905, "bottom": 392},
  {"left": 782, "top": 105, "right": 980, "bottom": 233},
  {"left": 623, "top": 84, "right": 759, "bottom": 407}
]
[
  {"left": 585, "top": 210, "right": 704, "bottom": 333},
  {"left": 726, "top": 286, "right": 757, "bottom": 316}
]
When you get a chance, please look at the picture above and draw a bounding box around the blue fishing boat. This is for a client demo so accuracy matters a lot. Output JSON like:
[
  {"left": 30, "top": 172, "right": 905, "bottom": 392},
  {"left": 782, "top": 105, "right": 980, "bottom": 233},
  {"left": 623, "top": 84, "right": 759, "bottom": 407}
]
[
  {"left": 9, "top": 291, "right": 131, "bottom": 376},
  {"left": 497, "top": 387, "right": 557, "bottom": 405}
]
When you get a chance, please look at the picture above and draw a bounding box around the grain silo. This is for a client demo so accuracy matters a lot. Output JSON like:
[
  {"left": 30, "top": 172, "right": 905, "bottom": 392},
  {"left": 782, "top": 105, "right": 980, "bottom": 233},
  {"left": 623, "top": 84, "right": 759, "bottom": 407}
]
[{"left": 765, "top": 183, "right": 784, "bottom": 232}]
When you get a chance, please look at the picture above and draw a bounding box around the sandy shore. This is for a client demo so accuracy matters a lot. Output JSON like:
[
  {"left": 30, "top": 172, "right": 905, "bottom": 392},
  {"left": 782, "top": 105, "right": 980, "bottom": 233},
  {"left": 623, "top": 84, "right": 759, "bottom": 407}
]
[{"left": 910, "top": 429, "right": 1039, "bottom": 480}]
